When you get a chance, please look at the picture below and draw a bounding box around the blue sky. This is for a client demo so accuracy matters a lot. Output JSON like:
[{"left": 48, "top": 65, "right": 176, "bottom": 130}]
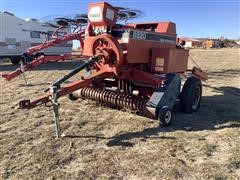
[{"left": 1, "top": 0, "right": 239, "bottom": 39}]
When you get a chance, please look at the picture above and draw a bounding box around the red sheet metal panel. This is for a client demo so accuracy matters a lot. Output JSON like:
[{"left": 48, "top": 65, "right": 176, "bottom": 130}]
[
  {"left": 151, "top": 48, "right": 188, "bottom": 73},
  {"left": 126, "top": 31, "right": 176, "bottom": 64}
]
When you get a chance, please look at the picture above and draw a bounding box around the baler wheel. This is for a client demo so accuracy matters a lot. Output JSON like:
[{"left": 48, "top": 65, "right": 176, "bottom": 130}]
[
  {"left": 158, "top": 106, "right": 172, "bottom": 126},
  {"left": 180, "top": 77, "right": 202, "bottom": 113}
]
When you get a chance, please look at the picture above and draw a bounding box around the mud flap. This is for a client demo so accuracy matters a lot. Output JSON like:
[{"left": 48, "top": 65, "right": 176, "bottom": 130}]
[{"left": 146, "top": 73, "right": 181, "bottom": 118}]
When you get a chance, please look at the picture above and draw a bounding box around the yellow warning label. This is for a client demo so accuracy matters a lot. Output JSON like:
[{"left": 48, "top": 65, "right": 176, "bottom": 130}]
[{"left": 156, "top": 58, "right": 164, "bottom": 66}]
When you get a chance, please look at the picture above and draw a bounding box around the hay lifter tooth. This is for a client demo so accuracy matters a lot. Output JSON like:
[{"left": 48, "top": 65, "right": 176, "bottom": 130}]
[{"left": 19, "top": 2, "right": 208, "bottom": 137}]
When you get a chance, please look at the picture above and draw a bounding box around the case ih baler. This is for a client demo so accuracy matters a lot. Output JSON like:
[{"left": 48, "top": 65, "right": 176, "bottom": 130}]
[{"left": 19, "top": 2, "right": 207, "bottom": 137}]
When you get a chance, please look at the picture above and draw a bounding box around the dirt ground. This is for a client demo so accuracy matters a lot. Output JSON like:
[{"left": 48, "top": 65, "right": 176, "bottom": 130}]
[{"left": 0, "top": 48, "right": 240, "bottom": 179}]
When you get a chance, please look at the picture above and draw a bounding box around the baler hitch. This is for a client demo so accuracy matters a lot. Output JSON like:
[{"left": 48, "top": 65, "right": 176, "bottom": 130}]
[
  {"left": 19, "top": 55, "right": 103, "bottom": 138},
  {"left": 48, "top": 55, "right": 102, "bottom": 138}
]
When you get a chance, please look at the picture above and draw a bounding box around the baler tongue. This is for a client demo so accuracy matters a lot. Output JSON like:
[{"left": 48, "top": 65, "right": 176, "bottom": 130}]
[
  {"left": 19, "top": 55, "right": 103, "bottom": 108},
  {"left": 18, "top": 54, "right": 111, "bottom": 138}
]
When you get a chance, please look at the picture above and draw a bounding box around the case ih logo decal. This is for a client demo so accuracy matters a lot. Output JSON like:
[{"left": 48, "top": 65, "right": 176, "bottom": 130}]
[{"left": 88, "top": 7, "right": 102, "bottom": 22}]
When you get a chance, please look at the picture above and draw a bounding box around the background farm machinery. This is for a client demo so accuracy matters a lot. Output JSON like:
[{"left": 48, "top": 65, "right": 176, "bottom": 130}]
[
  {"left": 1, "top": 24, "right": 86, "bottom": 83},
  {"left": 0, "top": 6, "right": 142, "bottom": 83},
  {"left": 8, "top": 2, "right": 207, "bottom": 137}
]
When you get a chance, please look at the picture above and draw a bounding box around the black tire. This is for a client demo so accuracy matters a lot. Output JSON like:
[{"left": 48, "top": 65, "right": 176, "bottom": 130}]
[
  {"left": 10, "top": 56, "right": 20, "bottom": 65},
  {"left": 180, "top": 77, "right": 202, "bottom": 113},
  {"left": 158, "top": 106, "right": 172, "bottom": 126}
]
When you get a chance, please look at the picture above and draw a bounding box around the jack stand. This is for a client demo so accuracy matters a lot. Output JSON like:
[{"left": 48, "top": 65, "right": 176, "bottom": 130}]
[
  {"left": 50, "top": 85, "right": 61, "bottom": 138},
  {"left": 20, "top": 62, "right": 28, "bottom": 85}
]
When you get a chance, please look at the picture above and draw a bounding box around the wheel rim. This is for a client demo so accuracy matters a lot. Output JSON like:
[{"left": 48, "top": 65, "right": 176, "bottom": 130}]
[
  {"left": 192, "top": 86, "right": 201, "bottom": 110},
  {"left": 165, "top": 110, "right": 172, "bottom": 124}
]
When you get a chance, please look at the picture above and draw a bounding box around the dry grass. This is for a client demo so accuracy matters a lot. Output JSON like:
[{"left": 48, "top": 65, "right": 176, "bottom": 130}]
[{"left": 0, "top": 48, "right": 240, "bottom": 179}]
